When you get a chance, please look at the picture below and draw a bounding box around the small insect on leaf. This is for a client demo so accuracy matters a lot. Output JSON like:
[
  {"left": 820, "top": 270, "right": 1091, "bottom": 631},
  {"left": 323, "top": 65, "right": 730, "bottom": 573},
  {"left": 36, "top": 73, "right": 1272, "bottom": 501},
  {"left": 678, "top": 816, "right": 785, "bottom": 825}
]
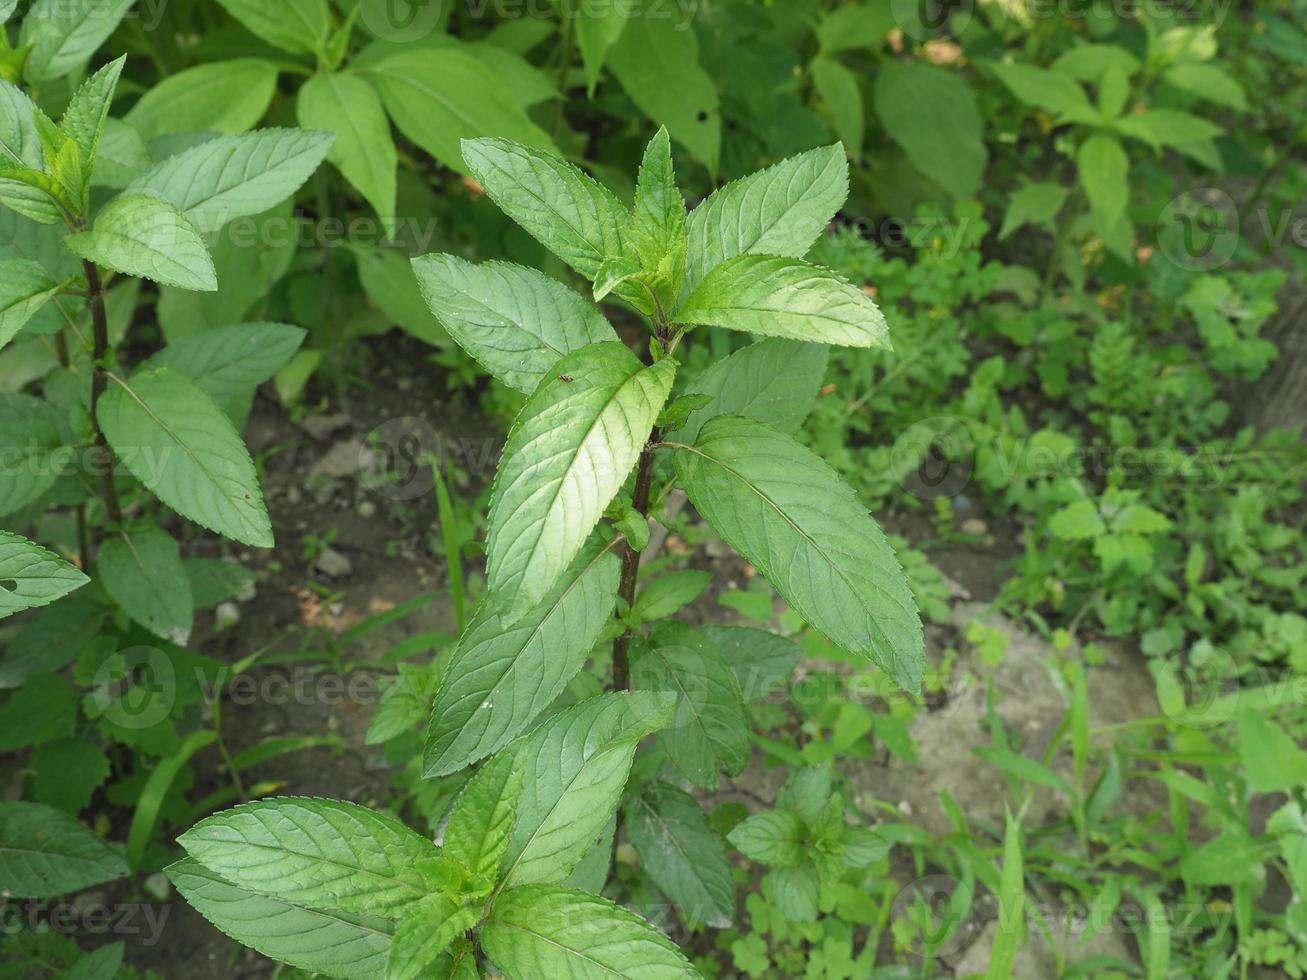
[{"left": 558, "top": 374, "right": 574, "bottom": 382}]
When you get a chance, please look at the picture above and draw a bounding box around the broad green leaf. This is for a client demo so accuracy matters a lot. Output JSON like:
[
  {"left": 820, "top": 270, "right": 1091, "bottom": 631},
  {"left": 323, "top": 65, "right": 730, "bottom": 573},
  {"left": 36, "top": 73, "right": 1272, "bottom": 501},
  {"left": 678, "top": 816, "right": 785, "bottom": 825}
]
[
  {"left": 727, "top": 809, "right": 805, "bottom": 867},
  {"left": 59, "top": 56, "right": 125, "bottom": 187},
  {"left": 633, "top": 569, "right": 711, "bottom": 622},
  {"left": 0, "top": 801, "right": 128, "bottom": 897},
  {"left": 443, "top": 748, "right": 525, "bottom": 881},
  {"left": 674, "top": 337, "right": 829, "bottom": 444},
  {"left": 608, "top": 8, "right": 719, "bottom": 171},
  {"left": 356, "top": 247, "right": 447, "bottom": 345},
  {"left": 1238, "top": 710, "right": 1307, "bottom": 793},
  {"left": 98, "top": 522, "right": 193, "bottom": 644},
  {"left": 0, "top": 258, "right": 64, "bottom": 351},
  {"left": 178, "top": 798, "right": 440, "bottom": 915},
  {"left": 30, "top": 737, "right": 110, "bottom": 814},
  {"left": 1077, "top": 133, "right": 1129, "bottom": 227},
  {"left": 702, "top": 625, "right": 800, "bottom": 702},
  {"left": 999, "top": 181, "right": 1068, "bottom": 240},
  {"left": 811, "top": 57, "right": 864, "bottom": 159},
  {"left": 93, "top": 118, "right": 152, "bottom": 188},
  {"left": 0, "top": 82, "right": 63, "bottom": 223},
  {"left": 672, "top": 416, "right": 923, "bottom": 692},
  {"left": 485, "top": 343, "right": 675, "bottom": 614},
  {"left": 0, "top": 672, "right": 76, "bottom": 750},
  {"left": 411, "top": 254, "right": 617, "bottom": 394},
  {"left": 127, "top": 128, "right": 335, "bottom": 234},
  {"left": 125, "top": 60, "right": 280, "bottom": 141},
  {"left": 66, "top": 194, "right": 216, "bottom": 291},
  {"left": 632, "top": 623, "right": 748, "bottom": 789},
  {"left": 143, "top": 322, "right": 307, "bottom": 401},
  {"left": 0, "top": 530, "right": 89, "bottom": 619},
  {"left": 816, "top": 2, "right": 895, "bottom": 53},
  {"left": 97, "top": 367, "right": 273, "bottom": 546},
  {"left": 1051, "top": 43, "right": 1141, "bottom": 81},
  {"left": 573, "top": 0, "right": 630, "bottom": 94},
  {"left": 767, "top": 862, "right": 820, "bottom": 922},
  {"left": 1179, "top": 831, "right": 1265, "bottom": 886},
  {"left": 461, "top": 136, "right": 625, "bottom": 279},
  {"left": 297, "top": 72, "right": 397, "bottom": 235},
  {"left": 677, "top": 255, "right": 889, "bottom": 349},
  {"left": 216, "top": 0, "right": 330, "bottom": 55},
  {"left": 18, "top": 0, "right": 134, "bottom": 83},
  {"left": 625, "top": 126, "right": 687, "bottom": 305},
  {"left": 481, "top": 884, "right": 699, "bottom": 979},
  {"left": 683, "top": 143, "right": 847, "bottom": 295},
  {"left": 388, "top": 894, "right": 479, "bottom": 980},
  {"left": 1112, "top": 108, "right": 1224, "bottom": 150},
  {"left": 1163, "top": 64, "right": 1246, "bottom": 109},
  {"left": 167, "top": 857, "right": 391, "bottom": 978},
  {"left": 184, "top": 557, "right": 256, "bottom": 609},
  {"left": 873, "top": 62, "right": 985, "bottom": 201},
  {"left": 626, "top": 783, "right": 734, "bottom": 927},
  {"left": 424, "top": 543, "right": 620, "bottom": 777},
  {"left": 501, "top": 691, "right": 676, "bottom": 887},
  {"left": 989, "top": 62, "right": 1094, "bottom": 118},
  {"left": 362, "top": 50, "right": 556, "bottom": 176},
  {"left": 0, "top": 0, "right": 16, "bottom": 23}
]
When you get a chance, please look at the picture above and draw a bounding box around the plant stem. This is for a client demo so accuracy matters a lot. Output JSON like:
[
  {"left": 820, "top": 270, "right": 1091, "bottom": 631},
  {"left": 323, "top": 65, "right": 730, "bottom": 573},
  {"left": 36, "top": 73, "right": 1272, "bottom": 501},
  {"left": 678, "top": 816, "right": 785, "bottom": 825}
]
[
  {"left": 611, "top": 428, "right": 661, "bottom": 691},
  {"left": 84, "top": 260, "right": 123, "bottom": 530}
]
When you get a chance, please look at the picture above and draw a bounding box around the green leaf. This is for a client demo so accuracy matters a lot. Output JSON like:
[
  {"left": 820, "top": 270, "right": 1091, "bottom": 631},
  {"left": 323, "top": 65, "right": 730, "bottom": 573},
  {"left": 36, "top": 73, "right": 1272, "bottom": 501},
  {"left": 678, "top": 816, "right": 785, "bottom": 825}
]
[
  {"left": 216, "top": 0, "right": 330, "bottom": 55},
  {"left": 986, "top": 811, "right": 1025, "bottom": 980},
  {"left": 167, "top": 857, "right": 392, "bottom": 978},
  {"left": 357, "top": 247, "right": 447, "bottom": 345},
  {"left": 66, "top": 194, "right": 216, "bottom": 291},
  {"left": 1179, "top": 831, "right": 1265, "bottom": 886},
  {"left": 1111, "top": 108, "right": 1224, "bottom": 150},
  {"left": 124, "top": 60, "right": 280, "bottom": 141},
  {"left": 1051, "top": 43, "right": 1141, "bottom": 82},
  {"left": 1077, "top": 133, "right": 1129, "bottom": 227},
  {"left": 678, "top": 255, "right": 889, "bottom": 349},
  {"left": 143, "top": 322, "right": 307, "bottom": 402},
  {"left": 1047, "top": 500, "right": 1105, "bottom": 540},
  {"left": 30, "top": 737, "right": 110, "bottom": 814},
  {"left": 999, "top": 181, "right": 1068, "bottom": 240},
  {"left": 443, "top": 748, "right": 525, "bottom": 881},
  {"left": 632, "top": 623, "right": 748, "bottom": 789},
  {"left": 0, "top": 82, "right": 61, "bottom": 223},
  {"left": 97, "top": 367, "right": 273, "bottom": 547},
  {"left": 0, "top": 530, "right": 89, "bottom": 619},
  {"left": 127, "top": 128, "right": 335, "bottom": 234},
  {"left": 178, "top": 798, "right": 440, "bottom": 916},
  {"left": 684, "top": 143, "right": 847, "bottom": 295},
  {"left": 633, "top": 569, "right": 711, "bottom": 622},
  {"left": 767, "top": 863, "right": 819, "bottom": 922},
  {"left": 607, "top": 8, "right": 719, "bottom": 171},
  {"left": 484, "top": 343, "right": 674, "bottom": 614},
  {"left": 1163, "top": 64, "right": 1246, "bottom": 109},
  {"left": 481, "top": 884, "right": 700, "bottom": 979},
  {"left": 59, "top": 56, "right": 125, "bottom": 187},
  {"left": 672, "top": 416, "right": 923, "bottom": 692},
  {"left": 0, "top": 672, "right": 76, "bottom": 750},
  {"left": 626, "top": 126, "right": 687, "bottom": 302},
  {"left": 816, "top": 2, "right": 895, "bottom": 54},
  {"left": 362, "top": 49, "right": 556, "bottom": 176},
  {"left": 728, "top": 809, "right": 805, "bottom": 868},
  {"left": 501, "top": 691, "right": 676, "bottom": 887},
  {"left": 989, "top": 62, "right": 1094, "bottom": 118},
  {"left": 297, "top": 72, "right": 397, "bottom": 235},
  {"left": 92, "top": 118, "right": 152, "bottom": 189},
  {"left": 573, "top": 0, "right": 630, "bottom": 94},
  {"left": 0, "top": 395, "right": 63, "bottom": 516},
  {"left": 411, "top": 254, "right": 617, "bottom": 394},
  {"left": 424, "top": 543, "right": 620, "bottom": 777},
  {"left": 98, "top": 522, "right": 193, "bottom": 644},
  {"left": 18, "top": 0, "right": 134, "bottom": 83},
  {"left": 873, "top": 62, "right": 986, "bottom": 200},
  {"left": 701, "top": 625, "right": 800, "bottom": 703},
  {"left": 675, "top": 337, "right": 828, "bottom": 445},
  {"left": 811, "top": 57, "right": 863, "bottom": 159},
  {"left": 0, "top": 801, "right": 128, "bottom": 897},
  {"left": 0, "top": 258, "right": 63, "bottom": 352},
  {"left": 1238, "top": 710, "right": 1307, "bottom": 793},
  {"left": 626, "top": 783, "right": 734, "bottom": 928},
  {"left": 461, "top": 136, "right": 625, "bottom": 279},
  {"left": 388, "top": 894, "right": 479, "bottom": 980}
]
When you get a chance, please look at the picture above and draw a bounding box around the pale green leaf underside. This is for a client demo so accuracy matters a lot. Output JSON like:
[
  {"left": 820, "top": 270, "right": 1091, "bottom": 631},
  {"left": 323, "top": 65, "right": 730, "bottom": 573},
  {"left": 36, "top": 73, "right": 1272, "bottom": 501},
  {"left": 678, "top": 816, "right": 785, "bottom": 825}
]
[
  {"left": 678, "top": 255, "right": 890, "bottom": 349},
  {"left": 124, "top": 59, "right": 279, "bottom": 141},
  {"left": 19, "top": 0, "right": 135, "bottom": 83},
  {"left": 485, "top": 342, "right": 675, "bottom": 614},
  {"left": 461, "top": 136, "right": 625, "bottom": 279},
  {"left": 424, "top": 543, "right": 620, "bottom": 777},
  {"left": 177, "top": 798, "right": 439, "bottom": 916},
  {"left": 502, "top": 692, "right": 675, "bottom": 888},
  {"left": 0, "top": 801, "right": 128, "bottom": 897},
  {"left": 66, "top": 194, "right": 216, "bottom": 291},
  {"left": 127, "top": 128, "right": 335, "bottom": 234},
  {"left": 412, "top": 253, "right": 617, "bottom": 394},
  {"left": 482, "top": 884, "right": 699, "bottom": 979},
  {"left": 672, "top": 416, "right": 924, "bottom": 692},
  {"left": 683, "top": 143, "right": 847, "bottom": 296},
  {"left": 143, "top": 321, "right": 307, "bottom": 401},
  {"left": 167, "top": 857, "right": 391, "bottom": 979},
  {"left": 0, "top": 531, "right": 89, "bottom": 620},
  {"left": 97, "top": 367, "right": 273, "bottom": 547}
]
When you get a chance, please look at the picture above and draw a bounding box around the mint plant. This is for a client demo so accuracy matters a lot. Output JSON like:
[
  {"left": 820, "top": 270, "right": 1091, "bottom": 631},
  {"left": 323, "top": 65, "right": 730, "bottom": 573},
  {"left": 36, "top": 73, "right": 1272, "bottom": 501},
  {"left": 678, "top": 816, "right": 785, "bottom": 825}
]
[{"left": 167, "top": 130, "right": 923, "bottom": 976}]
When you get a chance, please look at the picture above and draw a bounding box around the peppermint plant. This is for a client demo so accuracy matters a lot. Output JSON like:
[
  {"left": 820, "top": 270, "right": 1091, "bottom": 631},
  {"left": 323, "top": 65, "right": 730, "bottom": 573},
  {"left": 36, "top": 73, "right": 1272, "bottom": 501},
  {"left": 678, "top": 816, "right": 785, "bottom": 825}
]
[{"left": 168, "top": 130, "right": 923, "bottom": 977}]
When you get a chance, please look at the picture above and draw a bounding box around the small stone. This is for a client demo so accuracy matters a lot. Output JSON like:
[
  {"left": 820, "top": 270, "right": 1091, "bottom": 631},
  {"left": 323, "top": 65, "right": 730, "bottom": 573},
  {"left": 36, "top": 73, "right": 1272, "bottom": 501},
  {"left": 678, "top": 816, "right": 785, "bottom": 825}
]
[
  {"left": 961, "top": 518, "right": 988, "bottom": 536},
  {"left": 898, "top": 800, "right": 914, "bottom": 817},
  {"left": 300, "top": 413, "right": 351, "bottom": 441},
  {"left": 215, "top": 602, "right": 240, "bottom": 630},
  {"left": 357, "top": 499, "right": 377, "bottom": 518},
  {"left": 315, "top": 547, "right": 353, "bottom": 578},
  {"left": 236, "top": 582, "right": 257, "bottom": 604}
]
